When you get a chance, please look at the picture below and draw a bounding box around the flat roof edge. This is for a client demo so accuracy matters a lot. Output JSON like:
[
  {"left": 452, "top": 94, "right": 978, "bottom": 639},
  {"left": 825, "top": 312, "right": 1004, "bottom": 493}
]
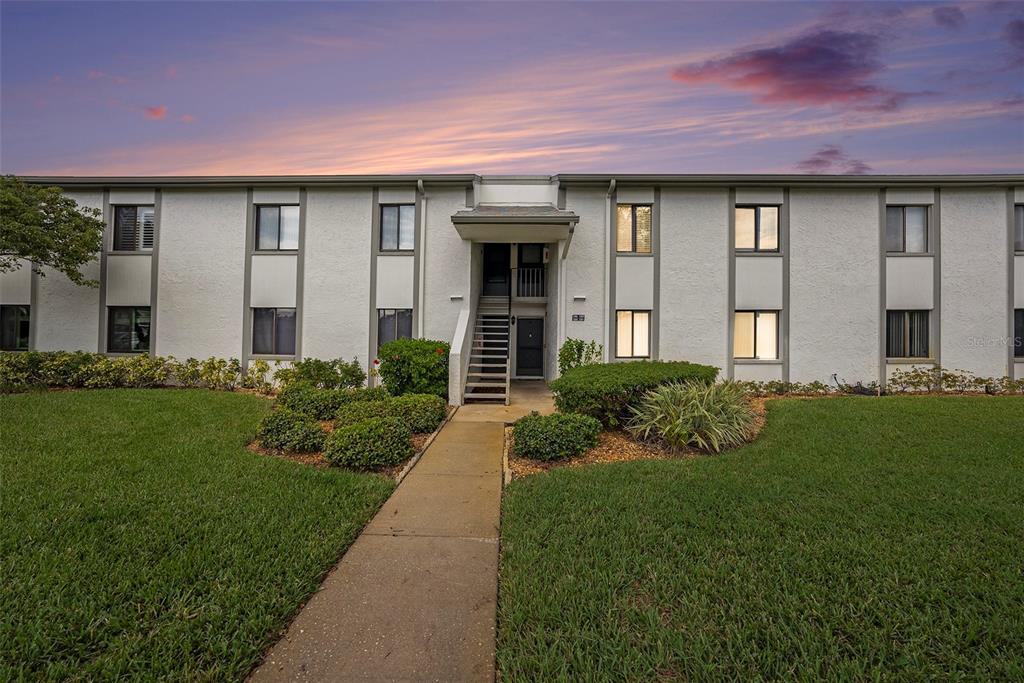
[
  {"left": 17, "top": 174, "right": 481, "bottom": 188},
  {"left": 554, "top": 173, "right": 1024, "bottom": 186}
]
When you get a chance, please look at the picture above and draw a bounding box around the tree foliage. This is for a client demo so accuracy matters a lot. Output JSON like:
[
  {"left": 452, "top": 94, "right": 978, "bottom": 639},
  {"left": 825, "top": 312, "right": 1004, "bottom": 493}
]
[{"left": 0, "top": 175, "right": 104, "bottom": 286}]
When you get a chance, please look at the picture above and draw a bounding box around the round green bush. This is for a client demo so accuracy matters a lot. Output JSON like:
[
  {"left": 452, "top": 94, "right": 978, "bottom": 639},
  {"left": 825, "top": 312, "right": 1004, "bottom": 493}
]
[
  {"left": 375, "top": 338, "right": 450, "bottom": 398},
  {"left": 324, "top": 416, "right": 414, "bottom": 470},
  {"left": 257, "top": 408, "right": 326, "bottom": 453},
  {"left": 335, "top": 393, "right": 447, "bottom": 433},
  {"left": 279, "top": 383, "right": 389, "bottom": 420},
  {"left": 512, "top": 412, "right": 601, "bottom": 461},
  {"left": 628, "top": 380, "right": 755, "bottom": 453},
  {"left": 334, "top": 398, "right": 397, "bottom": 428}
]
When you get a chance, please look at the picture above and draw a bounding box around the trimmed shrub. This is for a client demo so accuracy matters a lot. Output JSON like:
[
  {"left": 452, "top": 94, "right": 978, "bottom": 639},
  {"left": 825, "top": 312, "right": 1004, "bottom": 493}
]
[
  {"left": 628, "top": 380, "right": 755, "bottom": 454},
  {"left": 323, "top": 416, "right": 413, "bottom": 470},
  {"left": 257, "top": 408, "right": 326, "bottom": 453},
  {"left": 242, "top": 359, "right": 274, "bottom": 394},
  {"left": 279, "top": 382, "right": 389, "bottom": 420},
  {"left": 335, "top": 393, "right": 447, "bottom": 433},
  {"left": 376, "top": 338, "right": 450, "bottom": 398},
  {"left": 557, "top": 338, "right": 603, "bottom": 375},
  {"left": 274, "top": 357, "right": 365, "bottom": 390},
  {"left": 512, "top": 412, "right": 601, "bottom": 461},
  {"left": 550, "top": 361, "right": 719, "bottom": 426}
]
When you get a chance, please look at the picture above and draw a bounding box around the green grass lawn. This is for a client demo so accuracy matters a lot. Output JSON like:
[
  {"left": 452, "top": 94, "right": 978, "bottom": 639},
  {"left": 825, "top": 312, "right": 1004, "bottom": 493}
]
[
  {"left": 499, "top": 396, "right": 1024, "bottom": 681},
  {"left": 1, "top": 389, "right": 395, "bottom": 681}
]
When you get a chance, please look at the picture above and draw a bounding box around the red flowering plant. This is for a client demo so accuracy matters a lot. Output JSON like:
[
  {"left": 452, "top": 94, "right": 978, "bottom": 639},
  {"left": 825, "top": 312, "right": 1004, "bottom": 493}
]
[{"left": 375, "top": 338, "right": 451, "bottom": 399}]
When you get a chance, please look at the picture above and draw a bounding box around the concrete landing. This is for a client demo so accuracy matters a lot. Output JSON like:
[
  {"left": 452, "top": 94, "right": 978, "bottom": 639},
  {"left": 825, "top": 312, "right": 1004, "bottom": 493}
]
[{"left": 249, "top": 417, "right": 505, "bottom": 682}]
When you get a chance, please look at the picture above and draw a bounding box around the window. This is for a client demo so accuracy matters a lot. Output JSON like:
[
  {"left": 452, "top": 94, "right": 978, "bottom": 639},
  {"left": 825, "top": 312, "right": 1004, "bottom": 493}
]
[
  {"left": 377, "top": 309, "right": 412, "bottom": 350},
  {"left": 886, "top": 206, "right": 928, "bottom": 253},
  {"left": 1015, "top": 205, "right": 1023, "bottom": 252},
  {"left": 107, "top": 306, "right": 151, "bottom": 353},
  {"left": 256, "top": 205, "right": 299, "bottom": 251},
  {"left": 0, "top": 305, "right": 30, "bottom": 351},
  {"left": 113, "top": 205, "right": 155, "bottom": 251},
  {"left": 380, "top": 204, "right": 415, "bottom": 251},
  {"left": 733, "top": 311, "right": 778, "bottom": 360},
  {"left": 252, "top": 308, "right": 296, "bottom": 356},
  {"left": 616, "top": 204, "right": 652, "bottom": 253},
  {"left": 615, "top": 310, "right": 650, "bottom": 358},
  {"left": 1015, "top": 309, "right": 1023, "bottom": 358},
  {"left": 886, "top": 310, "right": 930, "bottom": 358},
  {"left": 735, "top": 206, "right": 779, "bottom": 252}
]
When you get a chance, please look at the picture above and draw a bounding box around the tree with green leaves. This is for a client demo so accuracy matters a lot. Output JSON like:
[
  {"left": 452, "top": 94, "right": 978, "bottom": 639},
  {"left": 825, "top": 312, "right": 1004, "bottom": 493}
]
[{"left": 1, "top": 175, "right": 104, "bottom": 287}]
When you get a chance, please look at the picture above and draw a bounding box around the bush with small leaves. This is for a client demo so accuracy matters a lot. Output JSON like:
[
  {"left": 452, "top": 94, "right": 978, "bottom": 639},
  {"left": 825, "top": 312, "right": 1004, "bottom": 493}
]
[
  {"left": 242, "top": 359, "right": 274, "bottom": 394},
  {"left": 375, "top": 338, "right": 450, "bottom": 398},
  {"left": 323, "top": 416, "right": 413, "bottom": 470},
  {"left": 512, "top": 411, "right": 601, "bottom": 461},
  {"left": 279, "top": 382, "right": 389, "bottom": 420},
  {"left": 274, "top": 357, "right": 365, "bottom": 390},
  {"left": 629, "top": 380, "right": 756, "bottom": 454},
  {"left": 335, "top": 393, "right": 448, "bottom": 433},
  {"left": 256, "top": 408, "right": 326, "bottom": 453}
]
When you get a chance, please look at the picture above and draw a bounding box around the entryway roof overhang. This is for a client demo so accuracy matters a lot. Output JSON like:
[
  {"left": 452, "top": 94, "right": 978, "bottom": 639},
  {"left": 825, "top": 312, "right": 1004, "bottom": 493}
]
[{"left": 451, "top": 204, "right": 578, "bottom": 243}]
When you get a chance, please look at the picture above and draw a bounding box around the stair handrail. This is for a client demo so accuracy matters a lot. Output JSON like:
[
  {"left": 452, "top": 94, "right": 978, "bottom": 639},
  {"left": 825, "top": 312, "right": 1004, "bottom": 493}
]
[{"left": 448, "top": 297, "right": 476, "bottom": 407}]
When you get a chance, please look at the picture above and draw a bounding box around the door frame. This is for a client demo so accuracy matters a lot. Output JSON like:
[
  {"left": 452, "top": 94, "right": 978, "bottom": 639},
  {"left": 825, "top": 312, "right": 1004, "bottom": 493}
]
[{"left": 513, "top": 315, "right": 545, "bottom": 379}]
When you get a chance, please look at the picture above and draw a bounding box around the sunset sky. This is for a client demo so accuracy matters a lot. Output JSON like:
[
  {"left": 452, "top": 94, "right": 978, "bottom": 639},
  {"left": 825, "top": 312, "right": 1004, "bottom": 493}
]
[{"left": 1, "top": 0, "right": 1022, "bottom": 175}]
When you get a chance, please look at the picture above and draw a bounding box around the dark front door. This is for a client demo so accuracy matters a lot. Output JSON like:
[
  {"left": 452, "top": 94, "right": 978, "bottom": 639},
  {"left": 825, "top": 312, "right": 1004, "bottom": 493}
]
[
  {"left": 482, "top": 244, "right": 510, "bottom": 296},
  {"left": 516, "top": 318, "right": 544, "bottom": 377}
]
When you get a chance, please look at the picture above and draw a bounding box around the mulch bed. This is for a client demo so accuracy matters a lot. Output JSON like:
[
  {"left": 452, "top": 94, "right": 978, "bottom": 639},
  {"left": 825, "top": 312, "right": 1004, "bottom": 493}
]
[{"left": 507, "top": 398, "right": 769, "bottom": 480}]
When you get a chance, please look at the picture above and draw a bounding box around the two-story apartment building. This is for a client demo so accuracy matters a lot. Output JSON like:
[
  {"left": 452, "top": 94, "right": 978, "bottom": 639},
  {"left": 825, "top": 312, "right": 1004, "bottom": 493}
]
[{"left": 2, "top": 174, "right": 1022, "bottom": 404}]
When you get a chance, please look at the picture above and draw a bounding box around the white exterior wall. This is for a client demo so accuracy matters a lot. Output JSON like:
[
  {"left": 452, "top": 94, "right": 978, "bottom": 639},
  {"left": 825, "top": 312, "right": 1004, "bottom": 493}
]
[
  {"left": 659, "top": 188, "right": 729, "bottom": 371},
  {"left": 157, "top": 189, "right": 247, "bottom": 358},
  {"left": 789, "top": 189, "right": 879, "bottom": 384},
  {"left": 941, "top": 189, "right": 1009, "bottom": 376},
  {"left": 34, "top": 190, "right": 103, "bottom": 351},
  {"left": 422, "top": 187, "right": 472, "bottom": 343},
  {"left": 302, "top": 187, "right": 372, "bottom": 364},
  {"left": 561, "top": 188, "right": 607, "bottom": 352}
]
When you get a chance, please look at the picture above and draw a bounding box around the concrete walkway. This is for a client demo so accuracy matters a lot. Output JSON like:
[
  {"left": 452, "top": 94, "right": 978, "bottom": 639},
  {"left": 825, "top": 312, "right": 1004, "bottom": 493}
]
[{"left": 249, "top": 383, "right": 553, "bottom": 682}]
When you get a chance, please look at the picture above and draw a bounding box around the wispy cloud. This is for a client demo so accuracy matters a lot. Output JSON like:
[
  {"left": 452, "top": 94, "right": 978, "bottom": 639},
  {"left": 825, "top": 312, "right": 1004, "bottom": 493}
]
[
  {"left": 932, "top": 6, "right": 967, "bottom": 30},
  {"left": 144, "top": 105, "right": 167, "bottom": 120},
  {"left": 796, "top": 144, "right": 871, "bottom": 174},
  {"left": 671, "top": 29, "right": 910, "bottom": 111},
  {"left": 1004, "top": 19, "right": 1024, "bottom": 65}
]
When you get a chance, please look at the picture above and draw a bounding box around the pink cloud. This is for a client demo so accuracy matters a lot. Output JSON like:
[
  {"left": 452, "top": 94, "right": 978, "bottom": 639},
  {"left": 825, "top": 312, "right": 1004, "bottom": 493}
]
[
  {"left": 178, "top": 114, "right": 196, "bottom": 123},
  {"left": 671, "top": 30, "right": 909, "bottom": 111},
  {"left": 144, "top": 105, "right": 168, "bottom": 120},
  {"left": 165, "top": 65, "right": 179, "bottom": 79},
  {"left": 796, "top": 144, "right": 872, "bottom": 174}
]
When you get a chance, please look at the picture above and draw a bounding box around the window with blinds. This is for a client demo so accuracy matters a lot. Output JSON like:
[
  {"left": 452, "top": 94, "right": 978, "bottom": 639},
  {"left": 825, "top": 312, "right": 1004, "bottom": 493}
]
[
  {"left": 733, "top": 310, "right": 779, "bottom": 359},
  {"left": 113, "top": 206, "right": 155, "bottom": 251},
  {"left": 252, "top": 308, "right": 296, "bottom": 356},
  {"left": 886, "top": 310, "right": 930, "bottom": 358},
  {"left": 616, "top": 205, "right": 652, "bottom": 253},
  {"left": 885, "top": 206, "right": 928, "bottom": 253},
  {"left": 735, "top": 206, "right": 779, "bottom": 252},
  {"left": 107, "top": 306, "right": 151, "bottom": 353},
  {"left": 377, "top": 309, "right": 413, "bottom": 350},
  {"left": 615, "top": 310, "right": 650, "bottom": 358}
]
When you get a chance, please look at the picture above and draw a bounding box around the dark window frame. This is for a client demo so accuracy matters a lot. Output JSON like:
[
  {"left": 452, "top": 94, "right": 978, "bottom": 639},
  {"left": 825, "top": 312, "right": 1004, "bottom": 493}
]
[
  {"left": 616, "top": 204, "right": 653, "bottom": 254},
  {"left": 251, "top": 307, "right": 296, "bottom": 356},
  {"left": 107, "top": 306, "right": 151, "bottom": 354},
  {"left": 254, "top": 204, "right": 300, "bottom": 252},
  {"left": 733, "top": 309, "right": 780, "bottom": 360},
  {"left": 376, "top": 308, "right": 413, "bottom": 351},
  {"left": 615, "top": 309, "right": 651, "bottom": 359},
  {"left": 1014, "top": 205, "right": 1023, "bottom": 252},
  {"left": 886, "top": 309, "right": 931, "bottom": 359},
  {"left": 735, "top": 205, "right": 781, "bottom": 253},
  {"left": 1014, "top": 309, "right": 1023, "bottom": 359},
  {"left": 379, "top": 204, "right": 416, "bottom": 252},
  {"left": 0, "top": 305, "right": 31, "bottom": 351},
  {"left": 112, "top": 204, "right": 155, "bottom": 252},
  {"left": 886, "top": 205, "right": 930, "bottom": 254}
]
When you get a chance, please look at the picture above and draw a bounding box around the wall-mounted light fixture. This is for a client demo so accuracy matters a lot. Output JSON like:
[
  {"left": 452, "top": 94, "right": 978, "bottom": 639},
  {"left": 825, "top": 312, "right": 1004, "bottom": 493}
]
[{"left": 573, "top": 295, "right": 587, "bottom": 302}]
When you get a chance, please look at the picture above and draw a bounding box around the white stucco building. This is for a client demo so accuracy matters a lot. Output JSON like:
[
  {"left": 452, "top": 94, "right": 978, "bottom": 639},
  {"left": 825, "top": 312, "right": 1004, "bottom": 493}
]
[{"left": 2, "top": 174, "right": 1023, "bottom": 404}]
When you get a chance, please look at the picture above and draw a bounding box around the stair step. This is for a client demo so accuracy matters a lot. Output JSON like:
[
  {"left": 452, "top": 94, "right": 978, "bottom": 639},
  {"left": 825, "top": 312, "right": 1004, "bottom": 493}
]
[
  {"left": 469, "top": 363, "right": 507, "bottom": 368},
  {"left": 466, "top": 382, "right": 507, "bottom": 388},
  {"left": 465, "top": 392, "right": 507, "bottom": 400},
  {"left": 468, "top": 372, "right": 507, "bottom": 378},
  {"left": 475, "top": 332, "right": 509, "bottom": 336}
]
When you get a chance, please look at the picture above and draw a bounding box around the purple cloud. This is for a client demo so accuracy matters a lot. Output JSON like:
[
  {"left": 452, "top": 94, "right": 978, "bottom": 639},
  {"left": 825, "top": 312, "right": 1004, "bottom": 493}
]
[
  {"left": 796, "top": 144, "right": 872, "bottom": 174},
  {"left": 671, "top": 30, "right": 908, "bottom": 111},
  {"left": 932, "top": 6, "right": 966, "bottom": 29},
  {"left": 1005, "top": 19, "right": 1024, "bottom": 64}
]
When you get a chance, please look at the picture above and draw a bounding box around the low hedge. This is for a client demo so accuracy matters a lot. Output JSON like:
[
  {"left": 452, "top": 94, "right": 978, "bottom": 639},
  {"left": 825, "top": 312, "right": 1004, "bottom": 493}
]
[
  {"left": 256, "top": 408, "right": 326, "bottom": 453},
  {"left": 334, "top": 393, "right": 447, "bottom": 433},
  {"left": 323, "top": 416, "right": 414, "bottom": 470},
  {"left": 549, "top": 360, "right": 718, "bottom": 426},
  {"left": 273, "top": 357, "right": 365, "bottom": 390},
  {"left": 376, "top": 338, "right": 450, "bottom": 398},
  {"left": 278, "top": 383, "right": 389, "bottom": 420},
  {"left": 512, "top": 412, "right": 601, "bottom": 461}
]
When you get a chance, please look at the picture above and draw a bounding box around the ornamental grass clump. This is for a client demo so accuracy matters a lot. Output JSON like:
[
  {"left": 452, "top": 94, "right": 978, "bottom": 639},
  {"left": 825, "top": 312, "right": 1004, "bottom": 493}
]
[{"left": 628, "top": 380, "right": 756, "bottom": 454}]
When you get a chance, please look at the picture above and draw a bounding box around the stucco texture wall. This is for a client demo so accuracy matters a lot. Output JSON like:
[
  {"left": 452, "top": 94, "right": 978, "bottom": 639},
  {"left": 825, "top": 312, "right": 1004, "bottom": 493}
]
[
  {"left": 34, "top": 190, "right": 102, "bottom": 351},
  {"left": 157, "top": 189, "right": 246, "bottom": 358},
  {"left": 940, "top": 189, "right": 1009, "bottom": 377},
  {"left": 562, "top": 188, "right": 607, "bottom": 352},
  {"left": 789, "top": 188, "right": 879, "bottom": 384},
  {"left": 658, "top": 188, "right": 729, "bottom": 371},
  {"left": 302, "top": 188, "right": 372, "bottom": 364},
  {"left": 422, "top": 187, "right": 471, "bottom": 344}
]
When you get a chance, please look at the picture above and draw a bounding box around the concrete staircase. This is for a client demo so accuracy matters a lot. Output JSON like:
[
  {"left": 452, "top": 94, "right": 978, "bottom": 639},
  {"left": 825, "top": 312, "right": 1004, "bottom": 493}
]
[{"left": 464, "top": 296, "right": 510, "bottom": 404}]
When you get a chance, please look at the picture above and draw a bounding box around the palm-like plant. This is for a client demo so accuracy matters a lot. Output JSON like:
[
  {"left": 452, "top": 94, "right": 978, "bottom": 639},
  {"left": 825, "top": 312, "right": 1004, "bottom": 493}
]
[{"left": 628, "top": 380, "right": 756, "bottom": 453}]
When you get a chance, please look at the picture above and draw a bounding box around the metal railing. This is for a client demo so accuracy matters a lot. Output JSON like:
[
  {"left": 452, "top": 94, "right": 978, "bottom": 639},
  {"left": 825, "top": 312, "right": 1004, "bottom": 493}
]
[{"left": 515, "top": 266, "right": 546, "bottom": 298}]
